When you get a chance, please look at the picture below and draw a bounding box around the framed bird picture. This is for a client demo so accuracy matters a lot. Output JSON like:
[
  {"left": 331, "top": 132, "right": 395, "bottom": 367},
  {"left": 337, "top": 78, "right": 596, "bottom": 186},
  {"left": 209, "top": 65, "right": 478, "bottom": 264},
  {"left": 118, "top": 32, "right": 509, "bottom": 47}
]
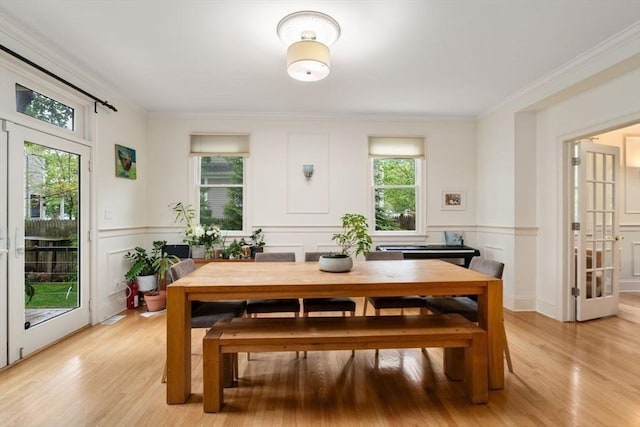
[{"left": 115, "top": 144, "right": 137, "bottom": 179}]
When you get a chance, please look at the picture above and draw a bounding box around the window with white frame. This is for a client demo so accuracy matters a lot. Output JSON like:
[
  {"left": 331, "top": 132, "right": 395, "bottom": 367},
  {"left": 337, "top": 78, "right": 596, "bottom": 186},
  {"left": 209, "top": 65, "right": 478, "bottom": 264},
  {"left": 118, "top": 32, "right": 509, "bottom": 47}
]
[
  {"left": 15, "top": 83, "right": 75, "bottom": 130},
  {"left": 369, "top": 136, "right": 424, "bottom": 232},
  {"left": 190, "top": 134, "right": 249, "bottom": 231}
]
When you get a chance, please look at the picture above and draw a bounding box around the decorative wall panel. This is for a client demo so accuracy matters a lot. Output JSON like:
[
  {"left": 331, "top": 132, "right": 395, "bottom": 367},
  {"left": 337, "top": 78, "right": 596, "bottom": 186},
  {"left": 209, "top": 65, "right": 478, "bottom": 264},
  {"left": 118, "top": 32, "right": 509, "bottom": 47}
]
[{"left": 287, "top": 133, "right": 329, "bottom": 213}]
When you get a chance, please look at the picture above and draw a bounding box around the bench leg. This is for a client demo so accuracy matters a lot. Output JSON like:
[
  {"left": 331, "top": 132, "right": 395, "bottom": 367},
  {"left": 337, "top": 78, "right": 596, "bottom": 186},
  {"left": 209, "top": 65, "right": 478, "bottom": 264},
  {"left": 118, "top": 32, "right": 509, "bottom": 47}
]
[
  {"left": 465, "top": 332, "right": 488, "bottom": 404},
  {"left": 443, "top": 348, "right": 465, "bottom": 381},
  {"left": 222, "top": 353, "right": 236, "bottom": 388},
  {"left": 203, "top": 335, "right": 223, "bottom": 413}
]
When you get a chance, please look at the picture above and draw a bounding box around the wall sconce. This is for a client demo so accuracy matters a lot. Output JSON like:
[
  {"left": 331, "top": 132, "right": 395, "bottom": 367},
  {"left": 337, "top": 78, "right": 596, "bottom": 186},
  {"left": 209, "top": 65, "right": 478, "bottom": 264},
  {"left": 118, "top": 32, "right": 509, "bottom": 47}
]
[{"left": 303, "top": 164, "right": 314, "bottom": 179}]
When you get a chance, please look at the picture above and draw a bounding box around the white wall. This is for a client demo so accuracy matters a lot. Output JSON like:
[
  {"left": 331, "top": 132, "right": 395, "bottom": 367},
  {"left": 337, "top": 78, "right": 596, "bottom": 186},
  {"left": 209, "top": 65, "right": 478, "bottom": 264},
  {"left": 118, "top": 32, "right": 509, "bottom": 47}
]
[
  {"left": 8, "top": 20, "right": 640, "bottom": 325},
  {"left": 146, "top": 115, "right": 478, "bottom": 261},
  {"left": 94, "top": 98, "right": 149, "bottom": 321},
  {"left": 0, "top": 48, "right": 149, "bottom": 322},
  {"left": 477, "top": 28, "right": 640, "bottom": 320},
  {"left": 535, "top": 70, "right": 640, "bottom": 320}
]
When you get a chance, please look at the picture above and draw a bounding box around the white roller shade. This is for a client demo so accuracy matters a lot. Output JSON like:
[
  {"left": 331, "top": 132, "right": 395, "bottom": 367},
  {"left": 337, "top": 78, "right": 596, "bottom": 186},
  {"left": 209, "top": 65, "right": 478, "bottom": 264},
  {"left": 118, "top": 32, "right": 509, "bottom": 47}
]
[
  {"left": 190, "top": 134, "right": 250, "bottom": 157},
  {"left": 368, "top": 136, "right": 425, "bottom": 158}
]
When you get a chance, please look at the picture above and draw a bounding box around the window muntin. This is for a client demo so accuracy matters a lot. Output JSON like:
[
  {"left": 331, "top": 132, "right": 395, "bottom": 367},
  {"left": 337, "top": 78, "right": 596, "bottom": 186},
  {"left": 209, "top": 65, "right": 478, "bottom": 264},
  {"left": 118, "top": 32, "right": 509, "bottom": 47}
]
[
  {"left": 15, "top": 83, "right": 75, "bottom": 131},
  {"left": 373, "top": 158, "right": 417, "bottom": 231},
  {"left": 197, "top": 156, "right": 244, "bottom": 231}
]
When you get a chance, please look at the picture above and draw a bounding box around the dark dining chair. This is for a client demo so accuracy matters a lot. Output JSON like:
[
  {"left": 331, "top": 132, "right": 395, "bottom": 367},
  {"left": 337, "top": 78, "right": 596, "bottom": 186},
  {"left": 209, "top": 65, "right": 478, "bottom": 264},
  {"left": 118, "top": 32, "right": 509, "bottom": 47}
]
[
  {"left": 423, "top": 256, "right": 513, "bottom": 372},
  {"left": 301, "top": 251, "right": 357, "bottom": 358},
  {"left": 363, "top": 251, "right": 426, "bottom": 315},
  {"left": 160, "top": 258, "right": 246, "bottom": 383},
  {"left": 245, "top": 252, "right": 301, "bottom": 359},
  {"left": 245, "top": 252, "right": 301, "bottom": 317}
]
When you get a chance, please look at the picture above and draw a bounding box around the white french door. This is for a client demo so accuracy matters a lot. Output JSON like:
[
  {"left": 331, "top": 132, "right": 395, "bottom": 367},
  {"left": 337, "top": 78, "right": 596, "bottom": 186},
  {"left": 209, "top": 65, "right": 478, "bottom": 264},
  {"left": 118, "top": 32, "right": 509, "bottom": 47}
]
[
  {"left": 0, "top": 124, "right": 8, "bottom": 368},
  {"left": 3, "top": 121, "right": 90, "bottom": 365},
  {"left": 572, "top": 140, "right": 620, "bottom": 321}
]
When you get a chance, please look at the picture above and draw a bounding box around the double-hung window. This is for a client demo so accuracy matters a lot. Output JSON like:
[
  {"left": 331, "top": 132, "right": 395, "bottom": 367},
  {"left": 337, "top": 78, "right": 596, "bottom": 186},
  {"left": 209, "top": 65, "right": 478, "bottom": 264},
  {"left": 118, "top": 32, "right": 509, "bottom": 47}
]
[
  {"left": 190, "top": 134, "right": 249, "bottom": 231},
  {"left": 369, "top": 136, "right": 424, "bottom": 232}
]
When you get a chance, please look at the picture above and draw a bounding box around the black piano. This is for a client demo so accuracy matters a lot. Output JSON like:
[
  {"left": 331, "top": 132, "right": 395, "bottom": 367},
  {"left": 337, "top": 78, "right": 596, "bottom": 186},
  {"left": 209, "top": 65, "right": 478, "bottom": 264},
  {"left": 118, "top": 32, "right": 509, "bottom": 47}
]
[{"left": 376, "top": 245, "right": 481, "bottom": 268}]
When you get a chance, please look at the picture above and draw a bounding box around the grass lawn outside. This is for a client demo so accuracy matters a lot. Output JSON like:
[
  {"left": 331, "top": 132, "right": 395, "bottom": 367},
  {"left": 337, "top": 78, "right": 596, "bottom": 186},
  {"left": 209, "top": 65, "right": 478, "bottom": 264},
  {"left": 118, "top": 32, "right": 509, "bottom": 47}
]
[{"left": 25, "top": 282, "right": 79, "bottom": 308}]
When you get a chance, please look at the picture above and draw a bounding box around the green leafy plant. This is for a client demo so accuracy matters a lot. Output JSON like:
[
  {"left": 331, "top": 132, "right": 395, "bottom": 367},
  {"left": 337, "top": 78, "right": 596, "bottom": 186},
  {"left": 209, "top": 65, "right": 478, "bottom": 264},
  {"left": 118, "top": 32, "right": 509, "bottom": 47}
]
[
  {"left": 169, "top": 202, "right": 195, "bottom": 228},
  {"left": 330, "top": 213, "right": 372, "bottom": 258},
  {"left": 124, "top": 240, "right": 178, "bottom": 290},
  {"left": 170, "top": 201, "right": 221, "bottom": 252},
  {"left": 249, "top": 228, "right": 265, "bottom": 247},
  {"left": 124, "top": 246, "right": 156, "bottom": 281},
  {"left": 223, "top": 239, "right": 243, "bottom": 259}
]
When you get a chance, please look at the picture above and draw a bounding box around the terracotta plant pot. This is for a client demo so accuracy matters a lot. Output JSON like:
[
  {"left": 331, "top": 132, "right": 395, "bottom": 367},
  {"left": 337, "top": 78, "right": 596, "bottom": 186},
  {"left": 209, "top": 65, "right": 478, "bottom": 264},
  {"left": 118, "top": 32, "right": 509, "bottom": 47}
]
[{"left": 144, "top": 292, "right": 166, "bottom": 312}]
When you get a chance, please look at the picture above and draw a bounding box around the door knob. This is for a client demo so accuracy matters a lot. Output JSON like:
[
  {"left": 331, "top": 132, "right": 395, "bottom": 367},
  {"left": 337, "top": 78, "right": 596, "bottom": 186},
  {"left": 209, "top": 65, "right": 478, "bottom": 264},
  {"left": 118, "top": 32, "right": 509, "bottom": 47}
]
[{"left": 614, "top": 235, "right": 624, "bottom": 241}]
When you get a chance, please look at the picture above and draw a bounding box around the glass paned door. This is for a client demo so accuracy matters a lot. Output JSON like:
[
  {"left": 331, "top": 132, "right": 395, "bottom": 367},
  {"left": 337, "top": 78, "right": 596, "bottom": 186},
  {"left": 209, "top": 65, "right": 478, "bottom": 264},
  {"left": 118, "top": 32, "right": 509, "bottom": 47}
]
[
  {"left": 573, "top": 141, "right": 620, "bottom": 321},
  {"left": 6, "top": 122, "right": 90, "bottom": 364},
  {"left": 0, "top": 125, "right": 8, "bottom": 368}
]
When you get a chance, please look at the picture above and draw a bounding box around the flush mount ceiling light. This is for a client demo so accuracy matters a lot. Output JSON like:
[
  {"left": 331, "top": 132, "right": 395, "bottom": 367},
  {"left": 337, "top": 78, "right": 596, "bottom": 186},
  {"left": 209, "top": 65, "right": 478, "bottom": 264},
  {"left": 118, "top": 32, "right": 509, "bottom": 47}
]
[{"left": 277, "top": 11, "right": 341, "bottom": 82}]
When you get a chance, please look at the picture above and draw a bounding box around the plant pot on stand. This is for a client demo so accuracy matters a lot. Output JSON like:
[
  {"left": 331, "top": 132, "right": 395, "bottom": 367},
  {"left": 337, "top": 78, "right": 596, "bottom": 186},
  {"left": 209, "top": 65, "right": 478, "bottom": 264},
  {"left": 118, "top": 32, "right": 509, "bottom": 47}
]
[{"left": 136, "top": 274, "right": 157, "bottom": 292}]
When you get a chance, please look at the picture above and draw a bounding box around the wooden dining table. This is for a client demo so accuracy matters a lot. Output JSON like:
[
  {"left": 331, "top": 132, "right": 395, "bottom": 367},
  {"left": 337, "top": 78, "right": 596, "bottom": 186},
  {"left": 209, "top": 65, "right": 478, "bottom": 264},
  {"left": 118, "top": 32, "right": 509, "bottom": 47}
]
[{"left": 166, "top": 259, "right": 504, "bottom": 404}]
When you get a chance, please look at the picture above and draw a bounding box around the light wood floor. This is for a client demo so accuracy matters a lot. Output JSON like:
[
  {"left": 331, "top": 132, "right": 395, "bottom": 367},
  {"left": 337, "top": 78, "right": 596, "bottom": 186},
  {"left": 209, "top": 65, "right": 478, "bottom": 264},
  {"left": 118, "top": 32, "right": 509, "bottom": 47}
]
[
  {"left": 620, "top": 292, "right": 640, "bottom": 308},
  {"left": 1, "top": 302, "right": 639, "bottom": 426},
  {"left": 619, "top": 292, "right": 640, "bottom": 324}
]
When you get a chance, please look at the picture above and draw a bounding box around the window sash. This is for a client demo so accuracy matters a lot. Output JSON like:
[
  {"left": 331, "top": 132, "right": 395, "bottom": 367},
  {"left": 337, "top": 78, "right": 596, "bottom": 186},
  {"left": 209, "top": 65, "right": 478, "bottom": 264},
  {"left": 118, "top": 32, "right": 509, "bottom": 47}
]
[
  {"left": 195, "top": 156, "right": 246, "bottom": 232},
  {"left": 371, "top": 157, "right": 421, "bottom": 233}
]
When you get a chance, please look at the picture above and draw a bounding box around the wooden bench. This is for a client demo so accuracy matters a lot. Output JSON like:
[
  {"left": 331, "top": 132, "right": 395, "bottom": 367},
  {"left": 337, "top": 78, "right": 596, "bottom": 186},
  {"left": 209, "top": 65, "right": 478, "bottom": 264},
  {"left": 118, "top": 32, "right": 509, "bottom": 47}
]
[{"left": 202, "top": 314, "right": 488, "bottom": 412}]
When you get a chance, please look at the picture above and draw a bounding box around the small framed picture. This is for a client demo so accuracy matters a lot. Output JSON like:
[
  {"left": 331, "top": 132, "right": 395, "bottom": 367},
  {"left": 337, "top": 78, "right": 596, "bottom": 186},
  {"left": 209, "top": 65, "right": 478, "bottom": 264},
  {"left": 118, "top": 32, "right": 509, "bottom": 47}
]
[
  {"left": 115, "top": 144, "right": 137, "bottom": 179},
  {"left": 444, "top": 231, "right": 464, "bottom": 246},
  {"left": 441, "top": 190, "right": 465, "bottom": 210}
]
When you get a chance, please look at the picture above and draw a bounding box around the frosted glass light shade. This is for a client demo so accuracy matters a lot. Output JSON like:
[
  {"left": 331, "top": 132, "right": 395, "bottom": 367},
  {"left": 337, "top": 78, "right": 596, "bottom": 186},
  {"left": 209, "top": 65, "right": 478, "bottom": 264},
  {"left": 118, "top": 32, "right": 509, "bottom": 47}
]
[{"left": 287, "top": 40, "right": 330, "bottom": 82}]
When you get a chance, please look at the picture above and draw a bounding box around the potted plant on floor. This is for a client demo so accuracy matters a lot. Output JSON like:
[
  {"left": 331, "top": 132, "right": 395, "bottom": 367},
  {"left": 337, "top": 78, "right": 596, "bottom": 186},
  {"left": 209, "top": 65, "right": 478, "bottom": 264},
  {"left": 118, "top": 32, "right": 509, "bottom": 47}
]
[
  {"left": 319, "top": 213, "right": 372, "bottom": 272},
  {"left": 125, "top": 240, "right": 179, "bottom": 311},
  {"left": 124, "top": 246, "right": 157, "bottom": 293}
]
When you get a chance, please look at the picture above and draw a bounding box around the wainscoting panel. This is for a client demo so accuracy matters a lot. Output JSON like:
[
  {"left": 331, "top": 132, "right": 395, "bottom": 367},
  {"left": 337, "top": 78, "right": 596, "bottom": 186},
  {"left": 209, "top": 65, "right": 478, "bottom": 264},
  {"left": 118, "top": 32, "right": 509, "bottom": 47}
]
[
  {"left": 107, "top": 247, "right": 135, "bottom": 296},
  {"left": 632, "top": 241, "right": 640, "bottom": 276},
  {"left": 286, "top": 133, "right": 329, "bottom": 214},
  {"left": 482, "top": 244, "right": 504, "bottom": 261}
]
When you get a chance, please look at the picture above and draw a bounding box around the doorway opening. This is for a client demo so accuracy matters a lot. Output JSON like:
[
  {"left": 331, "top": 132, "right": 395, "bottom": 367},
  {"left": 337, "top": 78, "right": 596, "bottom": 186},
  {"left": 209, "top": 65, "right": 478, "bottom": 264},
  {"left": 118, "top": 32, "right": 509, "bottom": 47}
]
[{"left": 567, "top": 122, "right": 640, "bottom": 323}]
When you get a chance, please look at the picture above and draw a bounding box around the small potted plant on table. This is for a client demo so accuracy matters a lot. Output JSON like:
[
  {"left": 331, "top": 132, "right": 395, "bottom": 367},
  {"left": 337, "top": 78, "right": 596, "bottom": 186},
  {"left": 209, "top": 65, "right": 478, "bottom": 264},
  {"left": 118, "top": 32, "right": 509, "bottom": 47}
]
[{"left": 319, "top": 213, "right": 372, "bottom": 272}]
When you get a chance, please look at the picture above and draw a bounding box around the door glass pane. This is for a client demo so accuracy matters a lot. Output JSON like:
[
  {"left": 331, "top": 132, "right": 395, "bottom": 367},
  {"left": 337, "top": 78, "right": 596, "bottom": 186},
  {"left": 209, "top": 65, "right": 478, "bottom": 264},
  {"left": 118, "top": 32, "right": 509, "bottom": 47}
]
[
  {"left": 15, "top": 84, "right": 75, "bottom": 131},
  {"left": 605, "top": 153, "right": 614, "bottom": 182},
  {"left": 595, "top": 183, "right": 603, "bottom": 211},
  {"left": 24, "top": 142, "right": 79, "bottom": 328}
]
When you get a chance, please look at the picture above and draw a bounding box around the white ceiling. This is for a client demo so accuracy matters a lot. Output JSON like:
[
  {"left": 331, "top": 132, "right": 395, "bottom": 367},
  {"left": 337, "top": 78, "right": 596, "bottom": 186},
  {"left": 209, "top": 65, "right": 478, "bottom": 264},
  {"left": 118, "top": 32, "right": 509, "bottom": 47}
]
[{"left": 1, "top": 1, "right": 640, "bottom": 118}]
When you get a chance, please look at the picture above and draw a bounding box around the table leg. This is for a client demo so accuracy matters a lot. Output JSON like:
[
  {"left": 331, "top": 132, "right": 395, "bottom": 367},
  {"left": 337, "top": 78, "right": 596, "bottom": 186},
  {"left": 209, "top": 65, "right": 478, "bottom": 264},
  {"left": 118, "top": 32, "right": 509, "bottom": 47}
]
[
  {"left": 166, "top": 287, "right": 191, "bottom": 404},
  {"left": 478, "top": 278, "right": 504, "bottom": 389}
]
